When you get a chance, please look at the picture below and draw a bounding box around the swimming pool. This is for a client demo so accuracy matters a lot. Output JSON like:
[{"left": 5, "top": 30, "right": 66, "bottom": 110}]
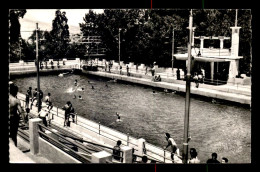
[{"left": 11, "top": 73, "right": 251, "bottom": 163}]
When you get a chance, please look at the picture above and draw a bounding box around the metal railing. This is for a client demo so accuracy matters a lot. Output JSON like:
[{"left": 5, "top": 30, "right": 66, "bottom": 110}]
[
  {"left": 145, "top": 147, "right": 173, "bottom": 163},
  {"left": 15, "top": 97, "right": 124, "bottom": 163},
  {"left": 17, "top": 93, "right": 171, "bottom": 163},
  {"left": 17, "top": 93, "right": 141, "bottom": 150}
]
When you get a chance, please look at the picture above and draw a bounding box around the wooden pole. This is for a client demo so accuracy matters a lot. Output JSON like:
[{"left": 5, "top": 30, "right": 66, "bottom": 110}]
[
  {"left": 36, "top": 23, "right": 41, "bottom": 113},
  {"left": 183, "top": 9, "right": 193, "bottom": 164}
]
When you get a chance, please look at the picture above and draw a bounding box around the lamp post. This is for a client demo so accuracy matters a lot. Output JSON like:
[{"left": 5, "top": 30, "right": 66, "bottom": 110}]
[
  {"left": 182, "top": 9, "right": 193, "bottom": 164},
  {"left": 36, "top": 23, "right": 41, "bottom": 113},
  {"left": 119, "top": 28, "right": 121, "bottom": 66}
]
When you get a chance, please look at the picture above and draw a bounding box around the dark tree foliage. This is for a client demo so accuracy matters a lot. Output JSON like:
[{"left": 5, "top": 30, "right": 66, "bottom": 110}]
[
  {"left": 9, "top": 9, "right": 26, "bottom": 62},
  {"left": 49, "top": 9, "right": 70, "bottom": 60},
  {"left": 79, "top": 9, "right": 251, "bottom": 75}
]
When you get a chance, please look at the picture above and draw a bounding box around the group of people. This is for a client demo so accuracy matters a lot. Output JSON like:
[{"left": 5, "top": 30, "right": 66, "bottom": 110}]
[
  {"left": 25, "top": 87, "right": 53, "bottom": 112},
  {"left": 39, "top": 59, "right": 66, "bottom": 70},
  {"left": 163, "top": 132, "right": 229, "bottom": 164},
  {"left": 112, "top": 132, "right": 229, "bottom": 164}
]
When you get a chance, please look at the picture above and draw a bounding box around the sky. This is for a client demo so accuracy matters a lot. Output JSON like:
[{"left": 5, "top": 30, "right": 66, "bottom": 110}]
[{"left": 19, "top": 9, "right": 104, "bottom": 40}]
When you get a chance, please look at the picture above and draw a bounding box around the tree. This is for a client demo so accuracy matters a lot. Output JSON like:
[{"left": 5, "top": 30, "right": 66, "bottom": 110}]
[
  {"left": 79, "top": 9, "right": 251, "bottom": 74},
  {"left": 49, "top": 9, "right": 70, "bottom": 60},
  {"left": 9, "top": 9, "right": 26, "bottom": 62}
]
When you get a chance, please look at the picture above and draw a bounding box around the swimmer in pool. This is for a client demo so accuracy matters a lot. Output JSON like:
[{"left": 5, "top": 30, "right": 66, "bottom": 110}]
[
  {"left": 79, "top": 95, "right": 83, "bottom": 99},
  {"left": 73, "top": 95, "right": 76, "bottom": 99},
  {"left": 74, "top": 79, "right": 78, "bottom": 86},
  {"left": 91, "top": 85, "right": 94, "bottom": 89},
  {"left": 77, "top": 87, "right": 85, "bottom": 91},
  {"left": 116, "top": 112, "right": 121, "bottom": 122}
]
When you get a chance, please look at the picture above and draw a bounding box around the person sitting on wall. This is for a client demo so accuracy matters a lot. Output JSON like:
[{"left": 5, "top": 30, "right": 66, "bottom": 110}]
[
  {"left": 193, "top": 73, "right": 199, "bottom": 88},
  {"left": 138, "top": 155, "right": 148, "bottom": 163},
  {"left": 197, "top": 51, "right": 201, "bottom": 57},
  {"left": 113, "top": 140, "right": 122, "bottom": 161},
  {"left": 50, "top": 60, "right": 54, "bottom": 69},
  {"left": 176, "top": 68, "right": 181, "bottom": 80},
  {"left": 207, "top": 152, "right": 220, "bottom": 163},
  {"left": 45, "top": 60, "right": 48, "bottom": 69},
  {"left": 188, "top": 148, "right": 200, "bottom": 164},
  {"left": 126, "top": 65, "right": 130, "bottom": 76},
  {"left": 198, "top": 73, "right": 204, "bottom": 83},
  {"left": 153, "top": 75, "right": 161, "bottom": 82}
]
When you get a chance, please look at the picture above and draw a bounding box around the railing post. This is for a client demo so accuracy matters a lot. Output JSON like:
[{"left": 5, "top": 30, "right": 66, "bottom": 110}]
[
  {"left": 91, "top": 151, "right": 112, "bottom": 163},
  {"left": 57, "top": 107, "right": 58, "bottom": 117},
  {"left": 127, "top": 133, "right": 129, "bottom": 146},
  {"left": 121, "top": 146, "right": 132, "bottom": 163},
  {"left": 76, "top": 113, "right": 77, "bottom": 124},
  {"left": 164, "top": 149, "right": 166, "bottom": 163},
  {"left": 99, "top": 122, "right": 101, "bottom": 135},
  {"left": 29, "top": 118, "right": 42, "bottom": 155}
]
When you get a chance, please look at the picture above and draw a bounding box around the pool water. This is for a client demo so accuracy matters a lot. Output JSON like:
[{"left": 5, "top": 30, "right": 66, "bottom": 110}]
[{"left": 11, "top": 73, "right": 251, "bottom": 163}]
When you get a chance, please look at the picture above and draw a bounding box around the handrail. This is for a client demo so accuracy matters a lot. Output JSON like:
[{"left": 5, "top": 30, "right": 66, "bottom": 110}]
[{"left": 145, "top": 148, "right": 172, "bottom": 162}]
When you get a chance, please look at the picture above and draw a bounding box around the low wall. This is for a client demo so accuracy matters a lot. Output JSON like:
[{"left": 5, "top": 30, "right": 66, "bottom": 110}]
[{"left": 38, "top": 137, "right": 81, "bottom": 163}]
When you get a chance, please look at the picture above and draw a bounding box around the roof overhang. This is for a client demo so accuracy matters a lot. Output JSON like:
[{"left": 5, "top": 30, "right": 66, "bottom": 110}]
[{"left": 174, "top": 54, "right": 243, "bottom": 62}]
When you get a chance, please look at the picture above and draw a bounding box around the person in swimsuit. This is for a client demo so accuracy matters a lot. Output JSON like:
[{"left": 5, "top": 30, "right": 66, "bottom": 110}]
[
  {"left": 9, "top": 83, "right": 26, "bottom": 146},
  {"left": 164, "top": 133, "right": 180, "bottom": 160}
]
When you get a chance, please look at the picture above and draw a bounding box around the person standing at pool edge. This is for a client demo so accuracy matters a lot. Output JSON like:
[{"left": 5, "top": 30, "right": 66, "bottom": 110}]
[
  {"left": 63, "top": 101, "right": 72, "bottom": 127},
  {"left": 45, "top": 93, "right": 53, "bottom": 111},
  {"left": 9, "top": 83, "right": 27, "bottom": 146},
  {"left": 164, "top": 133, "right": 180, "bottom": 160}
]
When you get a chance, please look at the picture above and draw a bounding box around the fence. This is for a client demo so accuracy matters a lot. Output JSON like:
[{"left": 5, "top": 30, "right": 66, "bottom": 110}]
[
  {"left": 18, "top": 94, "right": 125, "bottom": 163},
  {"left": 17, "top": 92, "right": 173, "bottom": 163}
]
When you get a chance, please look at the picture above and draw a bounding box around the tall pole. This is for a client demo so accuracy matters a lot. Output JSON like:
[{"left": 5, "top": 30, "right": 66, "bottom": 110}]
[
  {"left": 183, "top": 9, "right": 193, "bottom": 164},
  {"left": 172, "top": 29, "right": 174, "bottom": 71},
  {"left": 36, "top": 23, "right": 41, "bottom": 113},
  {"left": 235, "top": 9, "right": 238, "bottom": 27},
  {"left": 119, "top": 28, "right": 121, "bottom": 66}
]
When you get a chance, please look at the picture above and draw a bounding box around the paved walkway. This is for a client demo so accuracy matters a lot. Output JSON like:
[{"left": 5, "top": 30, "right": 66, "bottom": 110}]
[
  {"left": 84, "top": 69, "right": 251, "bottom": 105},
  {"left": 9, "top": 140, "right": 35, "bottom": 163}
]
